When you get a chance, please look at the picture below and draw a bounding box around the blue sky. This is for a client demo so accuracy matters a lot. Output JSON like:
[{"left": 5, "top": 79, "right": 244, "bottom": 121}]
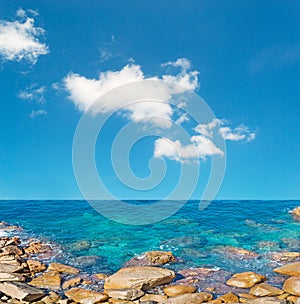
[{"left": 0, "top": 1, "right": 299, "bottom": 200}]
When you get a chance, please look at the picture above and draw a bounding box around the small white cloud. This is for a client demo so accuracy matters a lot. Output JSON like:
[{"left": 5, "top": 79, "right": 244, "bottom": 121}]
[
  {"left": 100, "top": 47, "right": 112, "bottom": 62},
  {"left": 175, "top": 113, "right": 189, "bottom": 125},
  {"left": 30, "top": 109, "right": 47, "bottom": 118},
  {"left": 162, "top": 58, "right": 191, "bottom": 71},
  {"left": 0, "top": 9, "right": 48, "bottom": 64},
  {"left": 219, "top": 125, "right": 256, "bottom": 142},
  {"left": 18, "top": 84, "right": 46, "bottom": 104}
]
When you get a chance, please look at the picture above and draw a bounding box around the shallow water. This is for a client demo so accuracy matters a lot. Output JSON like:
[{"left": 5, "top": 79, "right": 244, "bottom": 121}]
[{"left": 0, "top": 200, "right": 299, "bottom": 277}]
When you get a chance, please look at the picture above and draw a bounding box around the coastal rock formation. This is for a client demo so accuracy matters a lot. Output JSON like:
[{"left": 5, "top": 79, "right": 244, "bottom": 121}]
[
  {"left": 226, "top": 272, "right": 266, "bottom": 288},
  {"left": 0, "top": 272, "right": 25, "bottom": 282},
  {"left": 250, "top": 283, "right": 284, "bottom": 297},
  {"left": 104, "top": 288, "right": 144, "bottom": 300},
  {"left": 48, "top": 262, "right": 80, "bottom": 275},
  {"left": 283, "top": 276, "right": 300, "bottom": 296},
  {"left": 65, "top": 287, "right": 108, "bottom": 303},
  {"left": 246, "top": 297, "right": 294, "bottom": 304},
  {"left": 140, "top": 293, "right": 168, "bottom": 302},
  {"left": 104, "top": 266, "right": 175, "bottom": 290},
  {"left": 62, "top": 277, "right": 82, "bottom": 289},
  {"left": 26, "top": 259, "right": 47, "bottom": 273},
  {"left": 125, "top": 250, "right": 175, "bottom": 267},
  {"left": 163, "top": 284, "right": 197, "bottom": 297},
  {"left": 274, "top": 262, "right": 300, "bottom": 276},
  {"left": 291, "top": 207, "right": 300, "bottom": 220},
  {"left": 270, "top": 252, "right": 300, "bottom": 262},
  {"left": 218, "top": 292, "right": 239, "bottom": 302},
  {"left": 162, "top": 292, "right": 212, "bottom": 304},
  {"left": 29, "top": 272, "right": 62, "bottom": 290}
]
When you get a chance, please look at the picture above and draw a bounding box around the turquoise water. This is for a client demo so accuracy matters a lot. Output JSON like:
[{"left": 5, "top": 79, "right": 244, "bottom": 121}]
[{"left": 0, "top": 200, "right": 299, "bottom": 278}]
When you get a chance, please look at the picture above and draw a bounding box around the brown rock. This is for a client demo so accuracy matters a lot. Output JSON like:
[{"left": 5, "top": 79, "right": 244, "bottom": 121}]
[
  {"left": 0, "top": 282, "right": 45, "bottom": 302},
  {"left": 0, "top": 263, "right": 23, "bottom": 273},
  {"left": 218, "top": 293, "right": 239, "bottom": 303},
  {"left": 105, "top": 288, "right": 144, "bottom": 300},
  {"left": 283, "top": 276, "right": 300, "bottom": 296},
  {"left": 162, "top": 292, "right": 213, "bottom": 304},
  {"left": 250, "top": 283, "right": 284, "bottom": 297},
  {"left": 274, "top": 262, "right": 300, "bottom": 276},
  {"left": 277, "top": 293, "right": 289, "bottom": 300},
  {"left": 291, "top": 207, "right": 300, "bottom": 220},
  {"left": 62, "top": 277, "right": 82, "bottom": 289},
  {"left": 41, "top": 291, "right": 60, "bottom": 304},
  {"left": 65, "top": 287, "right": 108, "bottom": 304},
  {"left": 270, "top": 252, "right": 300, "bottom": 262},
  {"left": 0, "top": 272, "right": 25, "bottom": 282},
  {"left": 48, "top": 262, "right": 79, "bottom": 275},
  {"left": 24, "top": 241, "right": 51, "bottom": 255},
  {"left": 126, "top": 251, "right": 175, "bottom": 267},
  {"left": 104, "top": 266, "right": 175, "bottom": 290},
  {"left": 95, "top": 273, "right": 108, "bottom": 280},
  {"left": 246, "top": 297, "right": 292, "bottom": 304},
  {"left": 163, "top": 285, "right": 197, "bottom": 297},
  {"left": 286, "top": 295, "right": 299, "bottom": 303},
  {"left": 29, "top": 273, "right": 61, "bottom": 290},
  {"left": 0, "top": 245, "right": 23, "bottom": 257},
  {"left": 27, "top": 260, "right": 46, "bottom": 274},
  {"left": 140, "top": 293, "right": 168, "bottom": 302},
  {"left": 0, "top": 255, "right": 22, "bottom": 265},
  {"left": 226, "top": 272, "right": 266, "bottom": 288}
]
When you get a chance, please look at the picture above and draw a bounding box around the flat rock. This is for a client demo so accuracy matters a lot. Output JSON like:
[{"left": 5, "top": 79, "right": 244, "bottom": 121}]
[
  {"left": 283, "top": 276, "right": 300, "bottom": 296},
  {"left": 218, "top": 292, "right": 239, "bottom": 303},
  {"left": 226, "top": 272, "right": 266, "bottom": 288},
  {"left": 0, "top": 272, "right": 25, "bottom": 282},
  {"left": 0, "top": 264, "right": 23, "bottom": 273},
  {"left": 0, "top": 255, "right": 22, "bottom": 266},
  {"left": 105, "top": 288, "right": 144, "bottom": 300},
  {"left": 65, "top": 287, "right": 108, "bottom": 304},
  {"left": 246, "top": 297, "right": 292, "bottom": 304},
  {"left": 104, "top": 266, "right": 175, "bottom": 290},
  {"left": 163, "top": 284, "right": 197, "bottom": 297},
  {"left": 0, "top": 282, "right": 45, "bottom": 302},
  {"left": 47, "top": 262, "right": 79, "bottom": 275},
  {"left": 62, "top": 277, "right": 82, "bottom": 289},
  {"left": 162, "top": 292, "right": 213, "bottom": 304},
  {"left": 126, "top": 251, "right": 175, "bottom": 267},
  {"left": 274, "top": 262, "right": 300, "bottom": 276},
  {"left": 27, "top": 260, "right": 46, "bottom": 274},
  {"left": 29, "top": 273, "right": 61, "bottom": 290},
  {"left": 250, "top": 283, "right": 284, "bottom": 297},
  {"left": 140, "top": 294, "right": 168, "bottom": 302}
]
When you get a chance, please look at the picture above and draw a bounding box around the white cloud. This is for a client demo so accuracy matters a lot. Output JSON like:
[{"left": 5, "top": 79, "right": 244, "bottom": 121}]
[
  {"left": 219, "top": 125, "right": 256, "bottom": 142},
  {"left": 18, "top": 84, "right": 46, "bottom": 104},
  {"left": 162, "top": 58, "right": 191, "bottom": 71},
  {"left": 30, "top": 109, "right": 47, "bottom": 118},
  {"left": 0, "top": 9, "right": 48, "bottom": 64},
  {"left": 175, "top": 113, "right": 189, "bottom": 124},
  {"left": 63, "top": 59, "right": 199, "bottom": 128}
]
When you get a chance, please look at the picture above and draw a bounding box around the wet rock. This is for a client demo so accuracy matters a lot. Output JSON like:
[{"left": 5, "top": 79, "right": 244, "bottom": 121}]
[
  {"left": 27, "top": 260, "right": 46, "bottom": 274},
  {"left": 163, "top": 284, "right": 197, "bottom": 297},
  {"left": 29, "top": 273, "right": 61, "bottom": 290},
  {"left": 274, "top": 262, "right": 300, "bottom": 276},
  {"left": 226, "top": 272, "right": 266, "bottom": 288},
  {"left": 105, "top": 288, "right": 144, "bottom": 300},
  {"left": 48, "top": 262, "right": 79, "bottom": 275},
  {"left": 104, "top": 266, "right": 175, "bottom": 290},
  {"left": 62, "top": 277, "right": 82, "bottom": 289},
  {"left": 65, "top": 287, "right": 108, "bottom": 303},
  {"left": 0, "top": 282, "right": 45, "bottom": 302},
  {"left": 250, "top": 283, "right": 284, "bottom": 297},
  {"left": 140, "top": 293, "right": 168, "bottom": 302},
  {"left": 162, "top": 292, "right": 213, "bottom": 304},
  {"left": 0, "top": 272, "right": 25, "bottom": 282},
  {"left": 270, "top": 252, "right": 300, "bottom": 262},
  {"left": 283, "top": 276, "right": 300, "bottom": 296},
  {"left": 218, "top": 292, "right": 239, "bottom": 303},
  {"left": 73, "top": 255, "right": 103, "bottom": 268},
  {"left": 126, "top": 251, "right": 175, "bottom": 267},
  {"left": 24, "top": 241, "right": 52, "bottom": 255},
  {"left": 213, "top": 246, "right": 259, "bottom": 260}
]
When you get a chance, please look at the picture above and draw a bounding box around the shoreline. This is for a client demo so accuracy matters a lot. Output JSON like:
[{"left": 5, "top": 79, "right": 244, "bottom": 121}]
[{"left": 0, "top": 211, "right": 300, "bottom": 304}]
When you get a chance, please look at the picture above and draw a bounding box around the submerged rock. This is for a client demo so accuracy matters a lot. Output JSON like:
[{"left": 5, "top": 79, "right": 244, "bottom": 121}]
[
  {"left": 270, "top": 252, "right": 300, "bottom": 262},
  {"left": 226, "top": 272, "right": 266, "bottom": 288},
  {"left": 213, "top": 246, "right": 259, "bottom": 260},
  {"left": 125, "top": 251, "right": 175, "bottom": 267},
  {"left": 104, "top": 266, "right": 175, "bottom": 290},
  {"left": 246, "top": 297, "right": 292, "bottom": 304},
  {"left": 274, "top": 262, "right": 300, "bottom": 276}
]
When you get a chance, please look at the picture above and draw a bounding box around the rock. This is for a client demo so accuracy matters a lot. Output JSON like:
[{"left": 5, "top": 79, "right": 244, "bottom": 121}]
[
  {"left": 226, "top": 272, "right": 266, "bottom": 288},
  {"left": 140, "top": 294, "right": 168, "bottom": 302},
  {"left": 286, "top": 296, "right": 299, "bottom": 303},
  {"left": 283, "top": 276, "right": 300, "bottom": 296},
  {"left": 163, "top": 285, "right": 197, "bottom": 297},
  {"left": 0, "top": 282, "right": 45, "bottom": 302},
  {"left": 218, "top": 292, "right": 239, "bottom": 303},
  {"left": 270, "top": 252, "right": 300, "bottom": 262},
  {"left": 93, "top": 273, "right": 108, "bottom": 281},
  {"left": 0, "top": 263, "right": 23, "bottom": 273},
  {"left": 277, "top": 293, "right": 289, "bottom": 300},
  {"left": 274, "top": 262, "right": 300, "bottom": 276},
  {"left": 24, "top": 241, "right": 52, "bottom": 255},
  {"left": 0, "top": 245, "right": 23, "bottom": 257},
  {"left": 29, "top": 273, "right": 61, "bottom": 290},
  {"left": 104, "top": 267, "right": 175, "bottom": 290},
  {"left": 0, "top": 272, "right": 25, "bottom": 282},
  {"left": 62, "top": 277, "right": 82, "bottom": 289},
  {"left": 214, "top": 246, "right": 259, "bottom": 260},
  {"left": 250, "top": 283, "right": 284, "bottom": 297},
  {"left": 72, "top": 240, "right": 91, "bottom": 251},
  {"left": 291, "top": 207, "right": 300, "bottom": 220},
  {"left": 47, "top": 262, "right": 79, "bottom": 275},
  {"left": 105, "top": 288, "right": 144, "bottom": 300},
  {"left": 27, "top": 260, "right": 46, "bottom": 274},
  {"left": 41, "top": 291, "right": 60, "bottom": 304},
  {"left": 126, "top": 251, "right": 175, "bottom": 267},
  {"left": 65, "top": 287, "right": 108, "bottom": 304},
  {"left": 162, "top": 292, "right": 213, "bottom": 304},
  {"left": 0, "top": 255, "right": 22, "bottom": 265},
  {"left": 246, "top": 297, "right": 292, "bottom": 304}
]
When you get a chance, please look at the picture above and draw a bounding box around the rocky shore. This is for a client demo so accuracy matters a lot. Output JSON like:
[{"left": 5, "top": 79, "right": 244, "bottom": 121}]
[{"left": 0, "top": 208, "right": 299, "bottom": 304}]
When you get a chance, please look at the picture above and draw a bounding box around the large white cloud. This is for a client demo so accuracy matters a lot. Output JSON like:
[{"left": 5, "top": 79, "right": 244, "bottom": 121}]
[
  {"left": 63, "top": 59, "right": 199, "bottom": 128},
  {"left": 0, "top": 9, "right": 48, "bottom": 64}
]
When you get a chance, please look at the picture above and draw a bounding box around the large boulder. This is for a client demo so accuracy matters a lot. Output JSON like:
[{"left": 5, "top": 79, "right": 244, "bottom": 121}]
[
  {"left": 0, "top": 282, "right": 45, "bottom": 302},
  {"left": 126, "top": 251, "right": 175, "bottom": 267},
  {"left": 65, "top": 287, "right": 108, "bottom": 304},
  {"left": 250, "top": 283, "right": 284, "bottom": 297},
  {"left": 226, "top": 272, "right": 266, "bottom": 288},
  {"left": 47, "top": 262, "right": 79, "bottom": 275},
  {"left": 163, "top": 284, "right": 197, "bottom": 297},
  {"left": 104, "top": 266, "right": 175, "bottom": 290},
  {"left": 283, "top": 276, "right": 300, "bottom": 296},
  {"left": 274, "top": 262, "right": 300, "bottom": 276},
  {"left": 29, "top": 273, "right": 61, "bottom": 290},
  {"left": 162, "top": 292, "right": 212, "bottom": 304}
]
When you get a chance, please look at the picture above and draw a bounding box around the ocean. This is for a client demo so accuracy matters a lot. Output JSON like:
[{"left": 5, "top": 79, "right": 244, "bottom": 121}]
[{"left": 0, "top": 200, "right": 299, "bottom": 281}]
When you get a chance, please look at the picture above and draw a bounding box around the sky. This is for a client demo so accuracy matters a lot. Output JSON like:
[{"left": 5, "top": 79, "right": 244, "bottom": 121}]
[{"left": 0, "top": 0, "right": 299, "bottom": 200}]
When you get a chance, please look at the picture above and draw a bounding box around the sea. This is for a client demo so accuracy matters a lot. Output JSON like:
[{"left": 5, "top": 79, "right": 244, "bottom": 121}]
[{"left": 0, "top": 200, "right": 299, "bottom": 280}]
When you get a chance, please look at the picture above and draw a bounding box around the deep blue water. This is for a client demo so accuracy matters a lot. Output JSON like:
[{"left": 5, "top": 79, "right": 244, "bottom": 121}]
[{"left": 0, "top": 200, "right": 299, "bottom": 278}]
